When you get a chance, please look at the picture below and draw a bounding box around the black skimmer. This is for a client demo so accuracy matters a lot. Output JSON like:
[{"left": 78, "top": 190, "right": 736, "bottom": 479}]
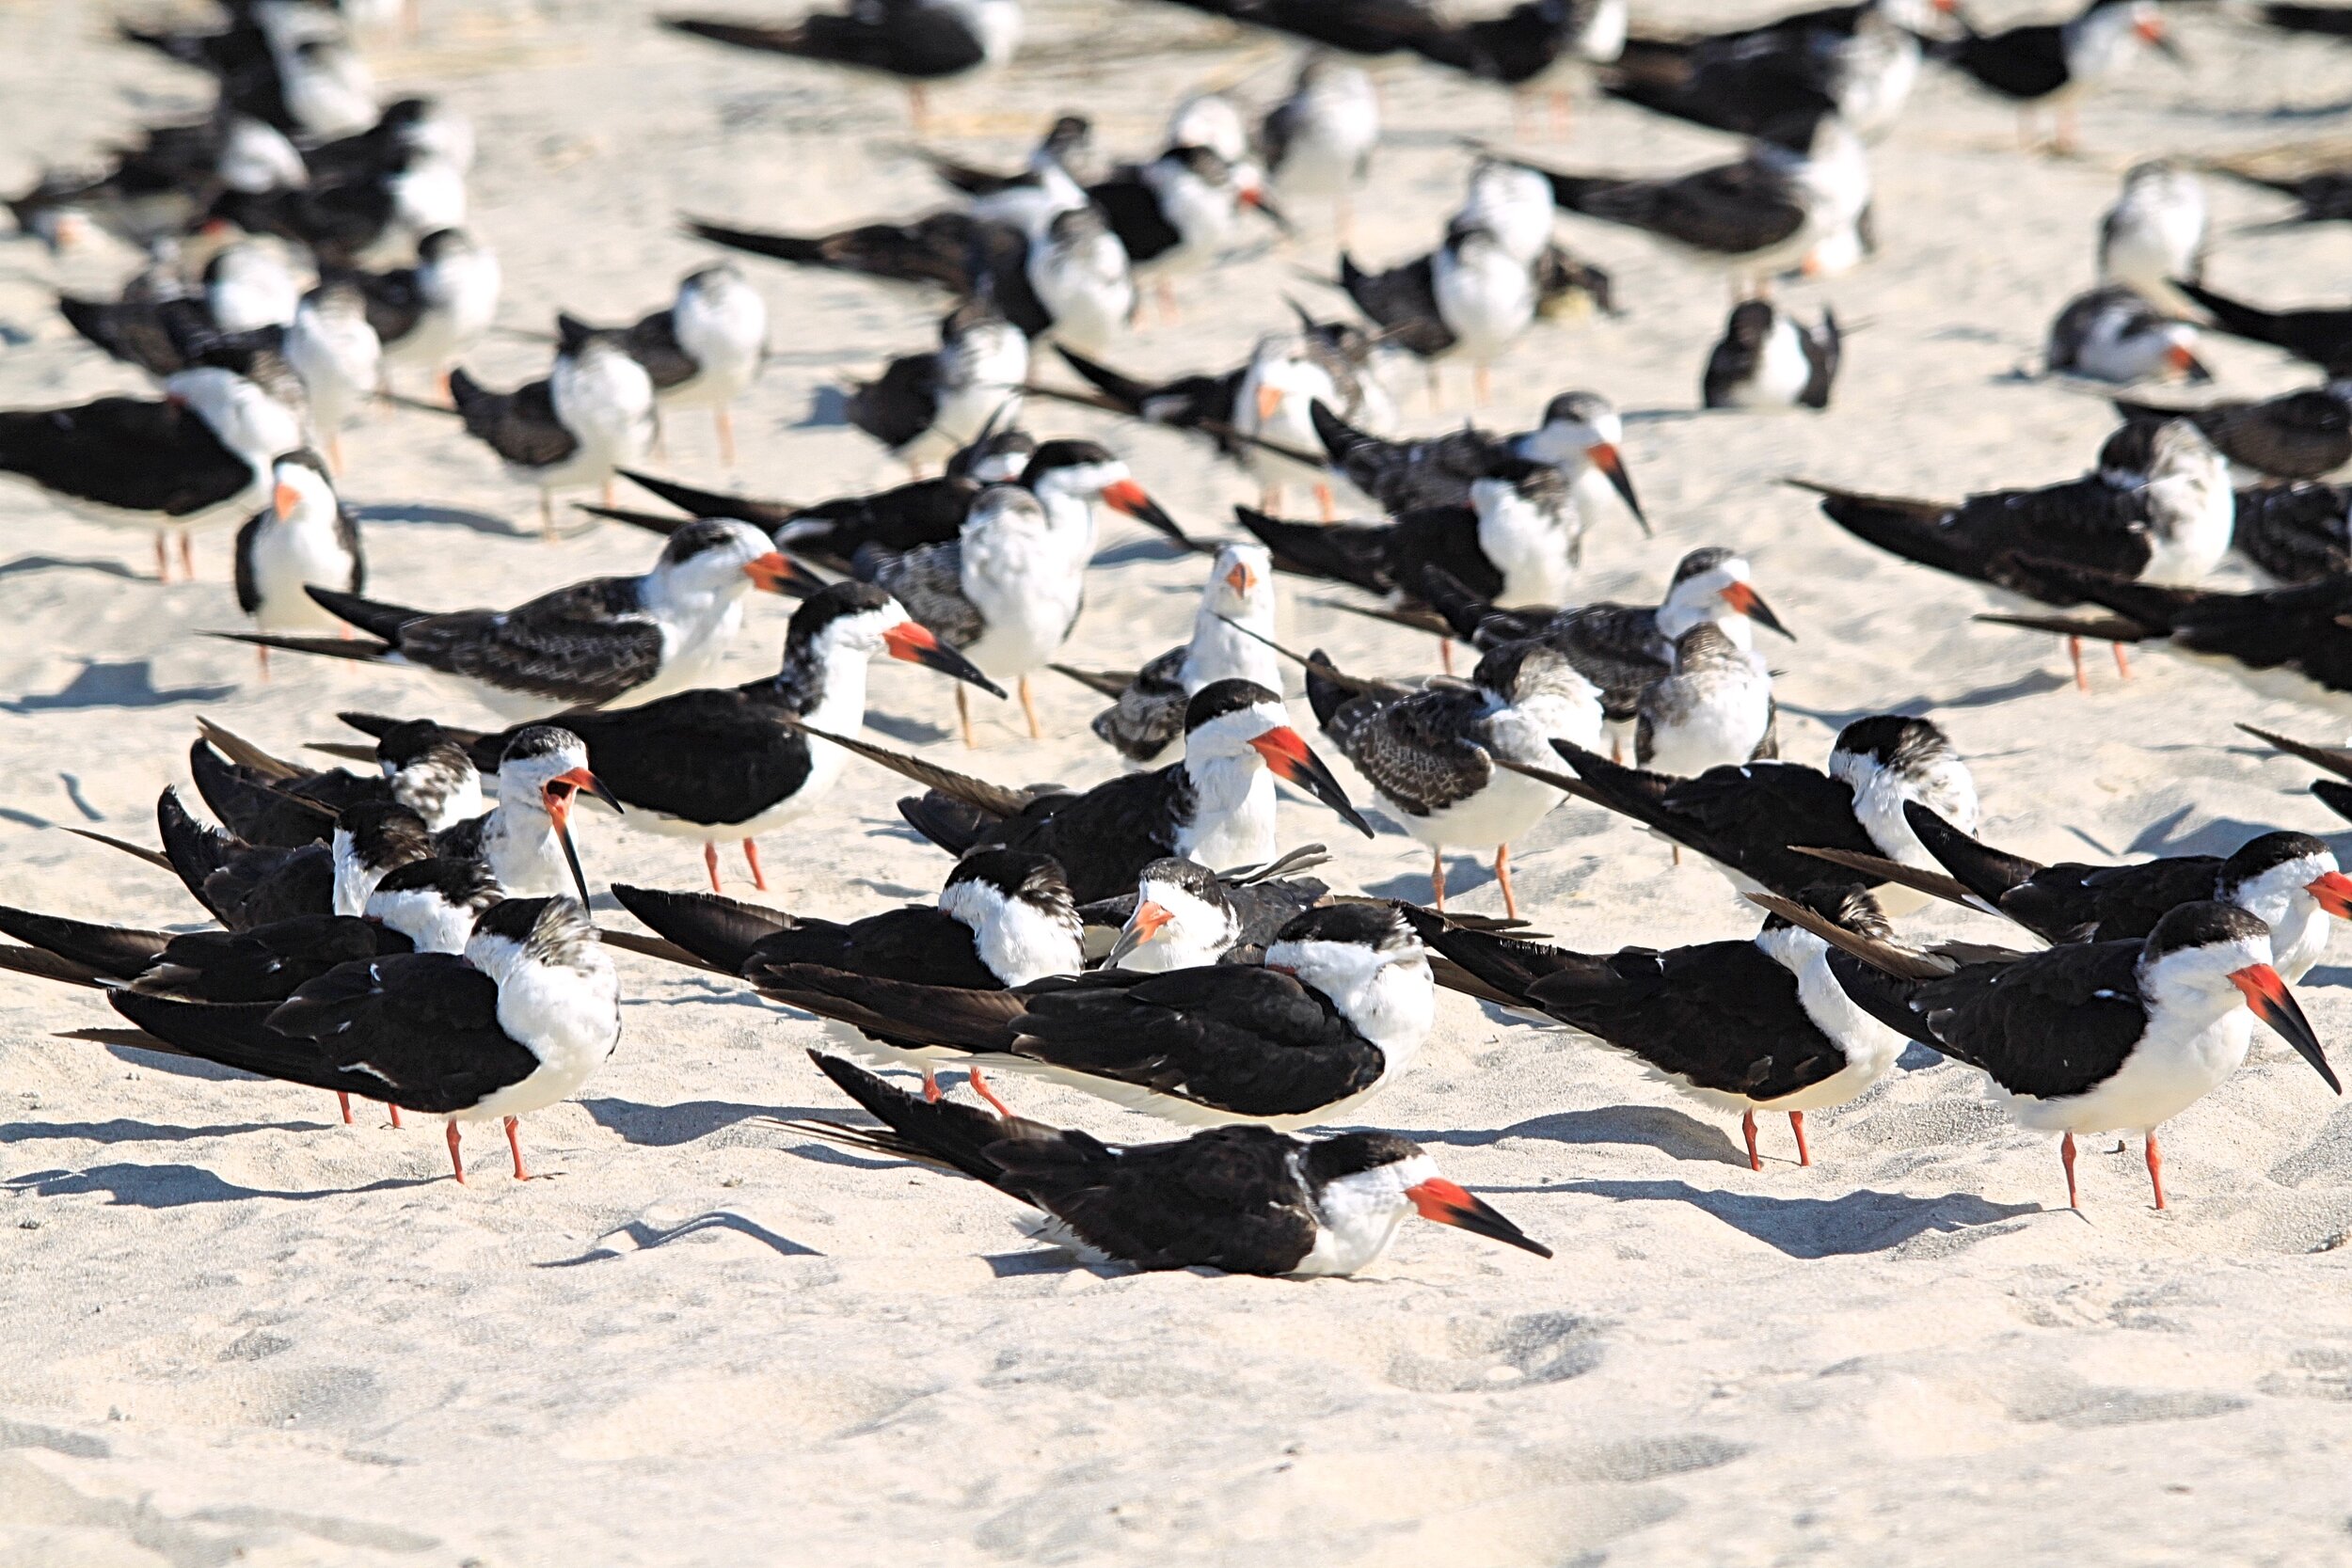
[
  {"left": 1087, "top": 144, "right": 1287, "bottom": 310},
  {"left": 1310, "top": 391, "right": 1645, "bottom": 530},
  {"left": 144, "top": 790, "right": 435, "bottom": 930},
  {"left": 1931, "top": 0, "right": 2184, "bottom": 154},
  {"left": 4, "top": 109, "right": 309, "bottom": 252},
  {"left": 1238, "top": 457, "right": 1585, "bottom": 613},
  {"left": 190, "top": 716, "right": 484, "bottom": 846},
  {"left": 370, "top": 581, "right": 1003, "bottom": 891},
  {"left": 210, "top": 135, "right": 470, "bottom": 267},
  {"left": 1525, "top": 109, "right": 1871, "bottom": 293},
  {"left": 232, "top": 449, "right": 363, "bottom": 674},
  {"left": 446, "top": 325, "right": 657, "bottom": 533},
  {"left": 303, "top": 98, "right": 478, "bottom": 190},
  {"left": 2229, "top": 481, "right": 2352, "bottom": 583},
  {"left": 1407, "top": 0, "right": 1628, "bottom": 135},
  {"left": 877, "top": 678, "right": 1374, "bottom": 902},
  {"left": 1635, "top": 624, "right": 1779, "bottom": 777},
  {"left": 1607, "top": 0, "right": 1947, "bottom": 142},
  {"left": 2098, "top": 161, "right": 2206, "bottom": 307},
  {"left": 1819, "top": 800, "right": 2352, "bottom": 983},
  {"left": 1408, "top": 889, "right": 1914, "bottom": 1169},
  {"left": 59, "top": 242, "right": 304, "bottom": 372},
  {"left": 1337, "top": 220, "right": 1536, "bottom": 405},
  {"left": 2243, "top": 725, "right": 2352, "bottom": 833},
  {"left": 793, "top": 1052, "right": 1548, "bottom": 1272},
  {"left": 916, "top": 113, "right": 1092, "bottom": 234},
  {"left": 1797, "top": 417, "right": 2234, "bottom": 686},
  {"left": 1055, "top": 543, "right": 1282, "bottom": 768},
  {"left": 2111, "top": 382, "right": 2352, "bottom": 483},
  {"left": 1702, "top": 300, "right": 1840, "bottom": 409},
  {"left": 418, "top": 727, "right": 618, "bottom": 908},
  {"left": 1052, "top": 312, "right": 1386, "bottom": 513},
  {"left": 760, "top": 900, "right": 1434, "bottom": 1129},
  {"left": 1259, "top": 55, "right": 1381, "bottom": 236},
  {"left": 1542, "top": 714, "right": 1979, "bottom": 901},
  {"left": 557, "top": 263, "right": 769, "bottom": 466},
  {"left": 661, "top": 0, "right": 1023, "bottom": 131},
  {"left": 1088, "top": 854, "right": 1332, "bottom": 973},
  {"left": 847, "top": 299, "right": 1027, "bottom": 474},
  {"left": 225, "top": 519, "right": 803, "bottom": 718},
  {"left": 2046, "top": 285, "right": 2209, "bottom": 384},
  {"left": 110, "top": 895, "right": 622, "bottom": 1184},
  {"left": 337, "top": 229, "right": 504, "bottom": 395},
  {"left": 2201, "top": 153, "right": 2352, "bottom": 230},
  {"left": 282, "top": 280, "right": 381, "bottom": 468},
  {"left": 1307, "top": 640, "right": 1602, "bottom": 916},
  {"left": 0, "top": 364, "right": 302, "bottom": 581},
  {"left": 1454, "top": 155, "right": 1559, "bottom": 270},
  {"left": 1412, "top": 547, "right": 1791, "bottom": 731},
  {"left": 1817, "top": 900, "right": 2336, "bottom": 1210},
  {"left": 1131, "top": 0, "right": 1436, "bottom": 57},
  {"left": 2172, "top": 279, "right": 2352, "bottom": 376}
]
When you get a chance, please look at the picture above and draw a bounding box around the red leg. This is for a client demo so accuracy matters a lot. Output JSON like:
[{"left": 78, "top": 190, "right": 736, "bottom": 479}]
[
  {"left": 2061, "top": 1131, "right": 2078, "bottom": 1210},
  {"left": 922, "top": 1069, "right": 942, "bottom": 1103},
  {"left": 715, "top": 405, "right": 737, "bottom": 467},
  {"left": 1314, "top": 484, "right": 1334, "bottom": 522},
  {"left": 741, "top": 838, "right": 768, "bottom": 891},
  {"left": 2112, "top": 642, "right": 2133, "bottom": 680},
  {"left": 337, "top": 1091, "right": 353, "bottom": 1125},
  {"left": 506, "top": 1115, "right": 528, "bottom": 1180},
  {"left": 967, "top": 1066, "right": 1013, "bottom": 1118},
  {"left": 388, "top": 1104, "right": 403, "bottom": 1129},
  {"left": 1789, "top": 1110, "right": 1810, "bottom": 1167},
  {"left": 446, "top": 1120, "right": 466, "bottom": 1184},
  {"left": 2068, "top": 635, "right": 2089, "bottom": 693},
  {"left": 1430, "top": 850, "right": 1446, "bottom": 911},
  {"left": 2145, "top": 1129, "right": 2165, "bottom": 1210},
  {"left": 256, "top": 645, "right": 270, "bottom": 682},
  {"left": 1494, "top": 845, "right": 1516, "bottom": 921},
  {"left": 1438, "top": 639, "right": 1454, "bottom": 675},
  {"left": 703, "top": 841, "right": 722, "bottom": 893},
  {"left": 154, "top": 532, "right": 170, "bottom": 582},
  {"left": 1742, "top": 1108, "right": 1761, "bottom": 1171},
  {"left": 178, "top": 532, "right": 194, "bottom": 578}
]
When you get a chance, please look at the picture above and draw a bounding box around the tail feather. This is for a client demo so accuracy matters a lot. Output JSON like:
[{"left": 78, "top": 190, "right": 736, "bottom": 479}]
[
  {"left": 620, "top": 467, "right": 797, "bottom": 526},
  {"left": 1308, "top": 395, "right": 1373, "bottom": 465},
  {"left": 1791, "top": 480, "right": 1978, "bottom": 581},
  {"left": 608, "top": 883, "right": 788, "bottom": 975},
  {"left": 1394, "top": 904, "right": 1581, "bottom": 1004},
  {"left": 1303, "top": 646, "right": 1355, "bottom": 732},
  {"left": 1053, "top": 346, "right": 1152, "bottom": 415},
  {"left": 803, "top": 1051, "right": 1021, "bottom": 1185},
  {"left": 0, "top": 905, "right": 167, "bottom": 980},
  {"left": 681, "top": 217, "right": 835, "bottom": 267},
  {"left": 156, "top": 788, "right": 235, "bottom": 921},
  {"left": 105, "top": 990, "right": 372, "bottom": 1096},
  {"left": 304, "top": 586, "right": 424, "bottom": 641},
  {"left": 209, "top": 631, "right": 391, "bottom": 664},
  {"left": 1820, "top": 950, "right": 1945, "bottom": 1053},
  {"left": 1413, "top": 563, "right": 1500, "bottom": 642},
  {"left": 1232, "top": 505, "right": 1391, "bottom": 596},
  {"left": 897, "top": 792, "right": 992, "bottom": 855},
  {"left": 2174, "top": 280, "right": 2288, "bottom": 345},
  {"left": 1902, "top": 800, "right": 2041, "bottom": 910},
  {"left": 2313, "top": 779, "right": 2352, "bottom": 827}
]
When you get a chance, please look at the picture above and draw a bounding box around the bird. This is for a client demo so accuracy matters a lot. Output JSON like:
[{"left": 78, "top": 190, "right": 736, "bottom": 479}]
[
  {"left": 0, "top": 363, "right": 303, "bottom": 581},
  {"left": 1087, "top": 144, "right": 1287, "bottom": 307},
  {"left": 661, "top": 0, "right": 1024, "bottom": 133},
  {"left": 233, "top": 449, "right": 363, "bottom": 676},
  {"left": 875, "top": 678, "right": 1375, "bottom": 902},
  {"left": 336, "top": 228, "right": 503, "bottom": 396},
  {"left": 788, "top": 1052, "right": 1549, "bottom": 1274},
  {"left": 1605, "top": 0, "right": 1948, "bottom": 143},
  {"left": 2201, "top": 153, "right": 2352, "bottom": 230},
  {"left": 109, "top": 895, "right": 622, "bottom": 1184},
  {"left": 1702, "top": 299, "right": 1840, "bottom": 409},
  {"left": 141, "top": 790, "right": 436, "bottom": 932},
  {"left": 4, "top": 108, "right": 309, "bottom": 252},
  {"left": 2171, "top": 279, "right": 2352, "bottom": 376},
  {"left": 208, "top": 135, "right": 469, "bottom": 267},
  {"left": 846, "top": 298, "right": 1027, "bottom": 474},
  {"left": 1524, "top": 108, "right": 1872, "bottom": 293},
  {"left": 757, "top": 900, "right": 1435, "bottom": 1130},
  {"left": 1634, "top": 624, "right": 1779, "bottom": 777},
  {"left": 356, "top": 581, "right": 1005, "bottom": 892},
  {"left": 1539, "top": 714, "right": 1979, "bottom": 902},
  {"left": 1796, "top": 417, "right": 2234, "bottom": 689},
  {"left": 1816, "top": 899, "right": 2336, "bottom": 1211},
  {"left": 1407, "top": 0, "right": 1629, "bottom": 134},
  {"left": 557, "top": 262, "right": 768, "bottom": 466},
  {"left": 2260, "top": 4, "right": 2352, "bottom": 39},
  {"left": 1089, "top": 854, "right": 1329, "bottom": 972},
  {"left": 915, "top": 113, "right": 1092, "bottom": 235},
  {"left": 1258, "top": 55, "right": 1381, "bottom": 237},
  {"left": 2111, "top": 381, "right": 2352, "bottom": 483},
  {"left": 447, "top": 325, "right": 657, "bottom": 534},
  {"left": 2229, "top": 480, "right": 2352, "bottom": 584},
  {"left": 1307, "top": 639, "right": 1602, "bottom": 916},
  {"left": 1407, "top": 889, "right": 1914, "bottom": 1170},
  {"left": 222, "top": 519, "right": 805, "bottom": 718},
  {"left": 1309, "top": 391, "right": 1645, "bottom": 530},
  {"left": 58, "top": 241, "right": 305, "bottom": 371},
  {"left": 2097, "top": 160, "right": 2205, "bottom": 309},
  {"left": 2046, "top": 285, "right": 2209, "bottom": 385},
  {"left": 1929, "top": 0, "right": 2185, "bottom": 154},
  {"left": 187, "top": 716, "right": 484, "bottom": 845},
  {"left": 424, "top": 726, "right": 620, "bottom": 908},
  {"left": 1337, "top": 219, "right": 1536, "bottom": 406},
  {"left": 1812, "top": 800, "right": 2352, "bottom": 982},
  {"left": 281, "top": 279, "right": 381, "bottom": 469},
  {"left": 1055, "top": 543, "right": 1282, "bottom": 768}
]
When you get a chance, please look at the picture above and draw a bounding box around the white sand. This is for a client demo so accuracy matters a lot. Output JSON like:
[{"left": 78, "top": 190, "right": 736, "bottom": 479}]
[{"left": 5, "top": 1, "right": 2352, "bottom": 1561}]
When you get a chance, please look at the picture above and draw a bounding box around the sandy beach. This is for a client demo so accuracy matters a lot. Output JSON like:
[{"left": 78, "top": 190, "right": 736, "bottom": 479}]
[{"left": 5, "top": 0, "right": 2352, "bottom": 1561}]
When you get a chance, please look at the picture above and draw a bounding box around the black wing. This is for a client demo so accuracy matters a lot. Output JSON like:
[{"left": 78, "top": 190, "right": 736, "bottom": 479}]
[
  {"left": 975, "top": 769, "right": 1191, "bottom": 902},
  {"left": 556, "top": 688, "right": 815, "bottom": 825},
  {"left": 262, "top": 952, "right": 543, "bottom": 1112},
  {"left": 1850, "top": 940, "right": 2149, "bottom": 1100},
  {"left": 0, "top": 396, "right": 252, "bottom": 515},
  {"left": 390, "top": 578, "right": 666, "bottom": 705}
]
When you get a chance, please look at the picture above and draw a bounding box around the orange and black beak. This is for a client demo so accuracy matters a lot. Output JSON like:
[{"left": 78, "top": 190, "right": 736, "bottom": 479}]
[
  {"left": 2309, "top": 872, "right": 2352, "bottom": 921},
  {"left": 2229, "top": 962, "right": 2339, "bottom": 1093},
  {"left": 543, "top": 765, "right": 623, "bottom": 909},
  {"left": 1100, "top": 478, "right": 1190, "bottom": 546},
  {"left": 1224, "top": 558, "right": 1259, "bottom": 597},
  {"left": 743, "top": 550, "right": 814, "bottom": 596},
  {"left": 883, "top": 618, "right": 1006, "bottom": 698},
  {"left": 2166, "top": 342, "right": 2211, "bottom": 383},
  {"left": 1248, "top": 724, "right": 1375, "bottom": 838},
  {"left": 1720, "top": 578, "right": 1793, "bottom": 641},
  {"left": 1256, "top": 384, "right": 1284, "bottom": 424},
  {"left": 1240, "top": 184, "right": 1293, "bottom": 235},
  {"left": 1585, "top": 442, "right": 1647, "bottom": 534},
  {"left": 273, "top": 480, "right": 301, "bottom": 521},
  {"left": 2137, "top": 12, "right": 2187, "bottom": 66},
  {"left": 1107, "top": 900, "right": 1174, "bottom": 966},
  {"left": 1407, "top": 1177, "right": 1552, "bottom": 1258}
]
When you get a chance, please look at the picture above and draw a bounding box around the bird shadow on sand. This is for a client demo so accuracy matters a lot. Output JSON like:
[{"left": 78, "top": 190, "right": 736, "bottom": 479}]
[
  {"left": 1364, "top": 852, "right": 1484, "bottom": 906},
  {"left": 2, "top": 1163, "right": 434, "bottom": 1207},
  {"left": 1545, "top": 1179, "right": 2042, "bottom": 1259},
  {"left": 0, "top": 555, "right": 140, "bottom": 582},
  {"left": 352, "top": 502, "right": 524, "bottom": 537},
  {"left": 1091, "top": 535, "right": 1208, "bottom": 569},
  {"left": 1398, "top": 1105, "right": 1750, "bottom": 1165},
  {"left": 795, "top": 386, "right": 851, "bottom": 428},
  {"left": 0, "top": 1115, "right": 334, "bottom": 1146},
  {"left": 1781, "top": 669, "right": 2073, "bottom": 730},
  {"left": 864, "top": 710, "right": 955, "bottom": 746},
  {"left": 580, "top": 1097, "right": 807, "bottom": 1148},
  {"left": 1, "top": 659, "right": 236, "bottom": 713},
  {"left": 2054, "top": 806, "right": 2308, "bottom": 863},
  {"left": 100, "top": 1043, "right": 262, "bottom": 1082},
  {"left": 540, "top": 1209, "right": 821, "bottom": 1266}
]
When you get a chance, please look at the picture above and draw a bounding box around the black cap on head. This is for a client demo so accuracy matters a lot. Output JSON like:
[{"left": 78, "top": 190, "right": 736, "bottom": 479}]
[
  {"left": 2145, "top": 899, "right": 2273, "bottom": 961},
  {"left": 501, "top": 725, "right": 583, "bottom": 766},
  {"left": 948, "top": 848, "right": 1075, "bottom": 910},
  {"left": 1725, "top": 299, "right": 1774, "bottom": 342},
  {"left": 1184, "top": 679, "right": 1280, "bottom": 732},
  {"left": 2218, "top": 832, "right": 2334, "bottom": 890},
  {"left": 1272, "top": 900, "right": 1413, "bottom": 952},
  {"left": 1834, "top": 715, "right": 1954, "bottom": 772},
  {"left": 1670, "top": 546, "right": 1740, "bottom": 585},
  {"left": 788, "top": 580, "right": 896, "bottom": 641},
  {"left": 660, "top": 517, "right": 758, "bottom": 566},
  {"left": 1301, "top": 1129, "right": 1423, "bottom": 1184},
  {"left": 1021, "top": 438, "right": 1119, "bottom": 479},
  {"left": 1136, "top": 856, "right": 1232, "bottom": 905}
]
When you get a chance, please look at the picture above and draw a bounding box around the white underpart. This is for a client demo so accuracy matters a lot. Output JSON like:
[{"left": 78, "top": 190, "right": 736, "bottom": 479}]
[
  {"left": 1456, "top": 162, "right": 1555, "bottom": 266},
  {"left": 2070, "top": 302, "right": 2201, "bottom": 384},
  {"left": 2100, "top": 167, "right": 2205, "bottom": 300},
  {"left": 1110, "top": 878, "right": 1237, "bottom": 972},
  {"left": 218, "top": 118, "right": 307, "bottom": 193},
  {"left": 2231, "top": 853, "right": 2338, "bottom": 983},
  {"left": 946, "top": 0, "right": 1024, "bottom": 66},
  {"left": 1471, "top": 477, "right": 1578, "bottom": 607},
  {"left": 1829, "top": 742, "right": 1979, "bottom": 875},
  {"left": 1293, "top": 1151, "right": 1433, "bottom": 1276},
  {"left": 1271, "top": 68, "right": 1379, "bottom": 199},
  {"left": 478, "top": 747, "right": 593, "bottom": 895},
  {"left": 663, "top": 271, "right": 769, "bottom": 410},
  {"left": 243, "top": 466, "right": 354, "bottom": 634},
  {"left": 463, "top": 930, "right": 622, "bottom": 1121},
  {"left": 366, "top": 887, "right": 480, "bottom": 955},
  {"left": 2134, "top": 435, "right": 2233, "bottom": 585},
  {"left": 1402, "top": 678, "right": 1602, "bottom": 854},
  {"left": 1262, "top": 936, "right": 1436, "bottom": 1124},
  {"left": 937, "top": 876, "right": 1085, "bottom": 984},
  {"left": 960, "top": 489, "right": 1088, "bottom": 681},
  {"left": 388, "top": 242, "right": 502, "bottom": 370},
  {"left": 1234, "top": 343, "right": 1342, "bottom": 490},
  {"left": 1139, "top": 158, "right": 1241, "bottom": 276},
  {"left": 1729, "top": 310, "right": 1816, "bottom": 410},
  {"left": 279, "top": 45, "right": 376, "bottom": 140},
  {"left": 1640, "top": 648, "right": 1773, "bottom": 778},
  {"left": 389, "top": 155, "right": 469, "bottom": 241},
  {"left": 1030, "top": 227, "right": 1134, "bottom": 360},
  {"left": 538, "top": 343, "right": 656, "bottom": 492},
  {"left": 208, "top": 246, "right": 302, "bottom": 334},
  {"left": 611, "top": 518, "right": 771, "bottom": 707},
  {"left": 1835, "top": 20, "right": 1921, "bottom": 139},
  {"left": 1173, "top": 704, "right": 1292, "bottom": 871},
  {"left": 927, "top": 318, "right": 1027, "bottom": 454},
  {"left": 1432, "top": 231, "right": 1534, "bottom": 367},
  {"left": 284, "top": 295, "right": 381, "bottom": 435},
  {"left": 1747, "top": 925, "right": 1906, "bottom": 1112}
]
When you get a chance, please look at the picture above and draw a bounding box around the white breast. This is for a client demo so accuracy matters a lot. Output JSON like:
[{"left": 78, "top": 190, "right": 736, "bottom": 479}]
[
  {"left": 1432, "top": 242, "right": 1535, "bottom": 363},
  {"left": 469, "top": 960, "right": 623, "bottom": 1121}
]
